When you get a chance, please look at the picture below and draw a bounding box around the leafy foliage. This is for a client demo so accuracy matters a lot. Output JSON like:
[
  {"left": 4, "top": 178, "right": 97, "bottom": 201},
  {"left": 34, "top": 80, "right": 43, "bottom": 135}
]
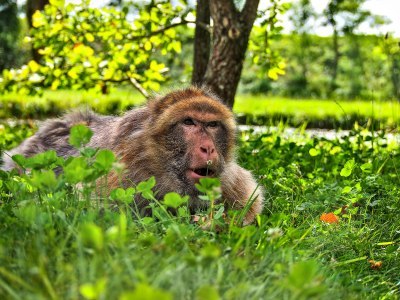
[
  {"left": 247, "top": 0, "right": 290, "bottom": 81},
  {"left": 0, "top": 0, "right": 27, "bottom": 71},
  {"left": 241, "top": 33, "right": 400, "bottom": 100},
  {"left": 0, "top": 1, "right": 189, "bottom": 95}
]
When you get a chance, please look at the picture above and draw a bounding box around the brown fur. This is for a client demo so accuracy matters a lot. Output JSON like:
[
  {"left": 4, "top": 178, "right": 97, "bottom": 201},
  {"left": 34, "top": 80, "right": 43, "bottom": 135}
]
[{"left": 2, "top": 87, "right": 263, "bottom": 224}]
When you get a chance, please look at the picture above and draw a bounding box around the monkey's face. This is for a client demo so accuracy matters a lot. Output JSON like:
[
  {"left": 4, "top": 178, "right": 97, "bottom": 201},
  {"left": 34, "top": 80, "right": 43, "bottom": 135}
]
[
  {"left": 162, "top": 112, "right": 229, "bottom": 193},
  {"left": 146, "top": 89, "right": 236, "bottom": 203},
  {"left": 181, "top": 115, "right": 222, "bottom": 184}
]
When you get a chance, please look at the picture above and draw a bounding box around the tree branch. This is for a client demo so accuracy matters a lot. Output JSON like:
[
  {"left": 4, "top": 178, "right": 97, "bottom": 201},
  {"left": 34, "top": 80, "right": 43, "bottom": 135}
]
[
  {"left": 103, "top": 77, "right": 149, "bottom": 98},
  {"left": 129, "top": 20, "right": 193, "bottom": 41},
  {"left": 128, "top": 77, "right": 149, "bottom": 98},
  {"left": 241, "top": 0, "right": 260, "bottom": 23}
]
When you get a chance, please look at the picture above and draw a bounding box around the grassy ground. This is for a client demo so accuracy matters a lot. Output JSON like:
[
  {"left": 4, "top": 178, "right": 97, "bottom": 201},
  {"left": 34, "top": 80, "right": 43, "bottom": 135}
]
[
  {"left": 235, "top": 95, "right": 400, "bottom": 129},
  {"left": 235, "top": 95, "right": 400, "bottom": 120},
  {"left": 0, "top": 89, "right": 145, "bottom": 119},
  {"left": 1, "top": 90, "right": 399, "bottom": 129},
  {"left": 0, "top": 123, "right": 399, "bottom": 299}
]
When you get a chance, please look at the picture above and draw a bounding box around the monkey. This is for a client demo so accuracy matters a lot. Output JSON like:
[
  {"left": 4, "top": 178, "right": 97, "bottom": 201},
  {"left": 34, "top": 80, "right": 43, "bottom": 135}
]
[{"left": 1, "top": 87, "right": 263, "bottom": 225}]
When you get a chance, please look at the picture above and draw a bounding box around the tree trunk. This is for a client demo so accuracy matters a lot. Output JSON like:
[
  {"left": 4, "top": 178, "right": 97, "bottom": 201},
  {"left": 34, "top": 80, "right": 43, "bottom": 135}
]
[
  {"left": 26, "top": 0, "right": 49, "bottom": 62},
  {"left": 391, "top": 57, "right": 400, "bottom": 100},
  {"left": 193, "top": 0, "right": 260, "bottom": 108},
  {"left": 192, "top": 0, "right": 211, "bottom": 85}
]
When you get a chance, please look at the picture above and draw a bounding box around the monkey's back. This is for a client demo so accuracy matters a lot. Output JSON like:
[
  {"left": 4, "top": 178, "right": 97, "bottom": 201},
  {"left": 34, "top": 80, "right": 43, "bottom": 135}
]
[{"left": 1, "top": 110, "right": 116, "bottom": 171}]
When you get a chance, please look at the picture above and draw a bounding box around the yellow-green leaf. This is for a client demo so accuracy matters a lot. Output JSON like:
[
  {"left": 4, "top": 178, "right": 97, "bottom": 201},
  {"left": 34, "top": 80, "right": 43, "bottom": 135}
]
[
  {"left": 51, "top": 79, "right": 61, "bottom": 90},
  {"left": 49, "top": 0, "right": 65, "bottom": 8},
  {"left": 144, "top": 41, "right": 152, "bottom": 51},
  {"left": 28, "top": 60, "right": 40, "bottom": 72},
  {"left": 85, "top": 33, "right": 95, "bottom": 42},
  {"left": 67, "top": 68, "right": 79, "bottom": 79},
  {"left": 32, "top": 11, "right": 46, "bottom": 28}
]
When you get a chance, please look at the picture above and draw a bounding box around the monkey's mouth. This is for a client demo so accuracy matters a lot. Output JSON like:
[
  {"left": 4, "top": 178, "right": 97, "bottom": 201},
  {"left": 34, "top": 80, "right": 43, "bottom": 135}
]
[{"left": 186, "top": 167, "right": 216, "bottom": 182}]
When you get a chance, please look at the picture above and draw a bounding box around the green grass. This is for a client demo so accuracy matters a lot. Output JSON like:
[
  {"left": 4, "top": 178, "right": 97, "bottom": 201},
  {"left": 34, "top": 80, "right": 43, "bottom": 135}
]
[
  {"left": 0, "top": 89, "right": 145, "bottom": 119},
  {"left": 1, "top": 90, "right": 399, "bottom": 129},
  {"left": 0, "top": 124, "right": 399, "bottom": 299},
  {"left": 234, "top": 95, "right": 400, "bottom": 128},
  {"left": 235, "top": 95, "right": 400, "bottom": 119}
]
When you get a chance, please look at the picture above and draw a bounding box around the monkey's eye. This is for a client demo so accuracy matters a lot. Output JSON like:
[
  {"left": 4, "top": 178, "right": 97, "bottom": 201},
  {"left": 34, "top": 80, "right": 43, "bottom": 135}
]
[
  {"left": 207, "top": 121, "right": 219, "bottom": 128},
  {"left": 183, "top": 118, "right": 195, "bottom": 126}
]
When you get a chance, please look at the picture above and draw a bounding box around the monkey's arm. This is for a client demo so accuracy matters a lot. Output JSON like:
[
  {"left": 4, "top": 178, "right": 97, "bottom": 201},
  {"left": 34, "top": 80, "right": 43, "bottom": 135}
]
[{"left": 221, "top": 163, "right": 264, "bottom": 225}]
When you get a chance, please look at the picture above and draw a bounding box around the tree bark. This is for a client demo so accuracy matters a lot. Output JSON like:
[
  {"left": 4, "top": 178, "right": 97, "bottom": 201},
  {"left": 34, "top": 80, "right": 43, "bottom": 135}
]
[
  {"left": 26, "top": 0, "right": 49, "bottom": 62},
  {"left": 192, "top": 0, "right": 211, "bottom": 85},
  {"left": 391, "top": 57, "right": 400, "bottom": 100},
  {"left": 192, "top": 0, "right": 260, "bottom": 108}
]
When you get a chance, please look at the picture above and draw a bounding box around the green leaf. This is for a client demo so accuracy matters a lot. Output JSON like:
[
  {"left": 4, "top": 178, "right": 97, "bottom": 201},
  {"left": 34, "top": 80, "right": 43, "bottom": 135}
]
[
  {"left": 340, "top": 159, "right": 355, "bottom": 177},
  {"left": 12, "top": 154, "right": 27, "bottom": 168},
  {"left": 32, "top": 10, "right": 46, "bottom": 28},
  {"left": 49, "top": 0, "right": 65, "bottom": 8},
  {"left": 200, "top": 244, "right": 221, "bottom": 259},
  {"left": 195, "top": 178, "right": 221, "bottom": 193},
  {"left": 162, "top": 192, "right": 188, "bottom": 209},
  {"left": 80, "top": 223, "right": 104, "bottom": 251},
  {"left": 64, "top": 157, "right": 92, "bottom": 184},
  {"left": 110, "top": 187, "right": 135, "bottom": 204},
  {"left": 360, "top": 162, "right": 372, "bottom": 173},
  {"left": 137, "top": 176, "right": 156, "bottom": 191},
  {"left": 94, "top": 149, "right": 115, "bottom": 171},
  {"left": 144, "top": 41, "right": 152, "bottom": 51},
  {"left": 69, "top": 124, "right": 93, "bottom": 148},
  {"left": 29, "top": 170, "right": 58, "bottom": 191},
  {"left": 340, "top": 168, "right": 352, "bottom": 177},
  {"left": 119, "top": 283, "right": 172, "bottom": 300},
  {"left": 309, "top": 148, "right": 319, "bottom": 156},
  {"left": 85, "top": 33, "right": 95, "bottom": 42},
  {"left": 282, "top": 260, "right": 326, "bottom": 298},
  {"left": 24, "top": 150, "right": 62, "bottom": 169},
  {"left": 80, "top": 278, "right": 107, "bottom": 300},
  {"left": 214, "top": 206, "right": 225, "bottom": 219},
  {"left": 79, "top": 283, "right": 97, "bottom": 300},
  {"left": 28, "top": 60, "right": 40, "bottom": 72},
  {"left": 342, "top": 186, "right": 352, "bottom": 194},
  {"left": 196, "top": 286, "right": 220, "bottom": 300}
]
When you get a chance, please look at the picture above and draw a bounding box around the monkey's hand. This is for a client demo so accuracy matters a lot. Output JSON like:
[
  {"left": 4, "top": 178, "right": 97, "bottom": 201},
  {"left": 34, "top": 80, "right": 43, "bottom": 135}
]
[{"left": 221, "top": 163, "right": 264, "bottom": 226}]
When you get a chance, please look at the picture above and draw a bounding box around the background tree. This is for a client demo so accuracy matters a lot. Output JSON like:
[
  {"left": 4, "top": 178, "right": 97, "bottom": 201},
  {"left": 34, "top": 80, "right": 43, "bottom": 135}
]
[
  {"left": 286, "top": 0, "right": 315, "bottom": 96},
  {"left": 3, "top": 0, "right": 396, "bottom": 104},
  {"left": 382, "top": 35, "right": 400, "bottom": 100},
  {"left": 196, "top": 0, "right": 260, "bottom": 108},
  {"left": 0, "top": 1, "right": 190, "bottom": 96},
  {"left": 322, "top": 0, "right": 380, "bottom": 95},
  {"left": 0, "top": 0, "right": 21, "bottom": 71},
  {"left": 227, "top": 0, "right": 288, "bottom": 96},
  {"left": 0, "top": 0, "right": 285, "bottom": 107},
  {"left": 26, "top": 0, "right": 49, "bottom": 62},
  {"left": 191, "top": 0, "right": 210, "bottom": 85}
]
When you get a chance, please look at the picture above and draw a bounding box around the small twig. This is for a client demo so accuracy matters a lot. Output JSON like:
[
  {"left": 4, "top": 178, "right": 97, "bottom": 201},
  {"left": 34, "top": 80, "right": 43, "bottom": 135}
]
[
  {"left": 128, "top": 20, "right": 212, "bottom": 41},
  {"left": 196, "top": 21, "right": 212, "bottom": 33},
  {"left": 128, "top": 77, "right": 149, "bottom": 98},
  {"left": 129, "top": 20, "right": 192, "bottom": 41}
]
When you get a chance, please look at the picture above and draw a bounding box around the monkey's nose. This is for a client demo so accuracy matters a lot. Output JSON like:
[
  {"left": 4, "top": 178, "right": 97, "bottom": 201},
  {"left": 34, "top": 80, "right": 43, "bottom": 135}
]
[{"left": 200, "top": 145, "right": 216, "bottom": 160}]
